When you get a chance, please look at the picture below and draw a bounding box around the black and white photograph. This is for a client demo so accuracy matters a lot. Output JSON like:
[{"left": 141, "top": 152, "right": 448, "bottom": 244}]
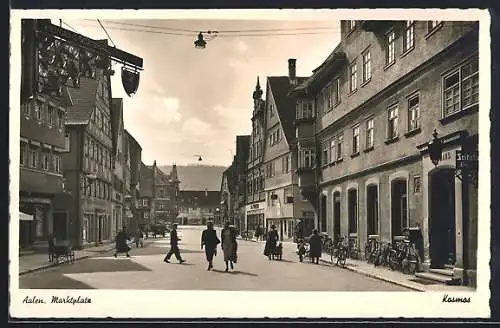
[{"left": 9, "top": 9, "right": 490, "bottom": 318}]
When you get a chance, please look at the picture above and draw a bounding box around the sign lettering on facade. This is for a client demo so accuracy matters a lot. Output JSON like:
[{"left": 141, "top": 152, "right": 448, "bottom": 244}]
[{"left": 456, "top": 150, "right": 479, "bottom": 170}]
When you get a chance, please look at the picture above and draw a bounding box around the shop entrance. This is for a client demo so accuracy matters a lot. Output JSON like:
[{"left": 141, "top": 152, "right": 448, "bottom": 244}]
[{"left": 429, "top": 168, "right": 456, "bottom": 268}]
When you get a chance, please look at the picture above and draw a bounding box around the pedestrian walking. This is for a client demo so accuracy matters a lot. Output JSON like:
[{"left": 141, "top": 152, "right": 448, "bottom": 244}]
[
  {"left": 221, "top": 221, "right": 238, "bottom": 272},
  {"left": 114, "top": 228, "right": 131, "bottom": 258},
  {"left": 201, "top": 221, "right": 220, "bottom": 270},
  {"left": 263, "top": 224, "right": 279, "bottom": 260},
  {"left": 163, "top": 223, "right": 185, "bottom": 264},
  {"left": 134, "top": 229, "right": 144, "bottom": 248},
  {"left": 309, "top": 229, "right": 322, "bottom": 264}
]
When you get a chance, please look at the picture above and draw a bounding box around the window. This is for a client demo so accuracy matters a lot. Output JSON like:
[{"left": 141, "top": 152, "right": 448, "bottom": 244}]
[
  {"left": 23, "top": 102, "right": 31, "bottom": 117},
  {"left": 20, "top": 142, "right": 26, "bottom": 166},
  {"left": 346, "top": 20, "right": 357, "bottom": 32},
  {"left": 64, "top": 134, "right": 70, "bottom": 152},
  {"left": 362, "top": 51, "right": 371, "bottom": 82},
  {"left": 366, "top": 118, "right": 374, "bottom": 149},
  {"left": 84, "top": 138, "right": 88, "bottom": 157},
  {"left": 47, "top": 105, "right": 54, "bottom": 126},
  {"left": 326, "top": 85, "right": 333, "bottom": 110},
  {"left": 386, "top": 31, "right": 396, "bottom": 65},
  {"left": 321, "top": 143, "right": 329, "bottom": 166},
  {"left": 337, "top": 133, "right": 344, "bottom": 160},
  {"left": 299, "top": 149, "right": 315, "bottom": 168},
  {"left": 53, "top": 154, "right": 61, "bottom": 173},
  {"left": 427, "top": 20, "right": 441, "bottom": 32},
  {"left": 28, "top": 148, "right": 38, "bottom": 168},
  {"left": 349, "top": 62, "right": 357, "bottom": 92},
  {"left": 408, "top": 95, "right": 420, "bottom": 131},
  {"left": 443, "top": 58, "right": 478, "bottom": 117},
  {"left": 282, "top": 155, "right": 290, "bottom": 173},
  {"left": 352, "top": 125, "right": 360, "bottom": 154},
  {"left": 144, "top": 212, "right": 149, "bottom": 219},
  {"left": 334, "top": 77, "right": 341, "bottom": 105},
  {"left": 58, "top": 110, "right": 64, "bottom": 130},
  {"left": 329, "top": 139, "right": 336, "bottom": 163},
  {"left": 387, "top": 106, "right": 399, "bottom": 139},
  {"left": 41, "top": 151, "right": 49, "bottom": 170},
  {"left": 403, "top": 20, "right": 415, "bottom": 52},
  {"left": 34, "top": 101, "right": 41, "bottom": 121},
  {"left": 269, "top": 104, "right": 274, "bottom": 118}
]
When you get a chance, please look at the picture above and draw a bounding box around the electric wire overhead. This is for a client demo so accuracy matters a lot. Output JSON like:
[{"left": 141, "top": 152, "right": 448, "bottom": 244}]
[{"left": 97, "top": 19, "right": 117, "bottom": 47}]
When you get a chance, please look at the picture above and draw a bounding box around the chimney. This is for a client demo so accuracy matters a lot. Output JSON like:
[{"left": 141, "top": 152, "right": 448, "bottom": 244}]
[{"left": 288, "top": 58, "right": 297, "bottom": 85}]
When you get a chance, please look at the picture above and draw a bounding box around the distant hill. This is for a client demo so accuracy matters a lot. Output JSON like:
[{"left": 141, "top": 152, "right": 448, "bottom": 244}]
[{"left": 159, "top": 165, "right": 228, "bottom": 191}]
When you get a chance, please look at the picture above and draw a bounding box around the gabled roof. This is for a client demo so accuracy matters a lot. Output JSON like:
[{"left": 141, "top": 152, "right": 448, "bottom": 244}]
[
  {"left": 65, "top": 77, "right": 99, "bottom": 125},
  {"left": 124, "top": 129, "right": 142, "bottom": 151},
  {"left": 267, "top": 76, "right": 307, "bottom": 144},
  {"left": 140, "top": 162, "right": 154, "bottom": 197},
  {"left": 154, "top": 166, "right": 174, "bottom": 185}
]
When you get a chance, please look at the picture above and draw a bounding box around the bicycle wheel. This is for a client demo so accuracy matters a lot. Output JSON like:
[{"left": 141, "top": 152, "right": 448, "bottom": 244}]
[{"left": 337, "top": 249, "right": 347, "bottom": 267}]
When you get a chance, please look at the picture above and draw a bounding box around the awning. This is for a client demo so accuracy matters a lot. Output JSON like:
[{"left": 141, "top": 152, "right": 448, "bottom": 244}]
[{"left": 20, "top": 212, "right": 34, "bottom": 221}]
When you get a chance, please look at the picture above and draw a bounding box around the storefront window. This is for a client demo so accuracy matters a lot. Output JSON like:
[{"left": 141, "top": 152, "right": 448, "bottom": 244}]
[{"left": 82, "top": 216, "right": 89, "bottom": 242}]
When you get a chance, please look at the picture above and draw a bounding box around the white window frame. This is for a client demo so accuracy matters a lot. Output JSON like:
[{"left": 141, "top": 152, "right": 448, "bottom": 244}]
[
  {"left": 408, "top": 95, "right": 421, "bottom": 131},
  {"left": 366, "top": 117, "right": 374, "bottom": 149},
  {"left": 352, "top": 125, "right": 360, "bottom": 154},
  {"left": 321, "top": 143, "right": 329, "bottom": 166},
  {"left": 387, "top": 105, "right": 399, "bottom": 140},
  {"left": 334, "top": 77, "right": 341, "bottom": 105},
  {"left": 403, "top": 20, "right": 415, "bottom": 52},
  {"left": 386, "top": 30, "right": 396, "bottom": 65},
  {"left": 329, "top": 139, "right": 336, "bottom": 163},
  {"left": 337, "top": 133, "right": 344, "bottom": 160},
  {"left": 442, "top": 58, "right": 479, "bottom": 117},
  {"left": 427, "top": 20, "right": 442, "bottom": 33},
  {"left": 349, "top": 62, "right": 358, "bottom": 92},
  {"left": 362, "top": 51, "right": 371, "bottom": 82}
]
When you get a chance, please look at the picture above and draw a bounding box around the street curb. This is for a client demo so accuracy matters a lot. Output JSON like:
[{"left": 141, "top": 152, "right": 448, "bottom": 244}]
[
  {"left": 19, "top": 247, "right": 115, "bottom": 276},
  {"left": 318, "top": 258, "right": 425, "bottom": 292}
]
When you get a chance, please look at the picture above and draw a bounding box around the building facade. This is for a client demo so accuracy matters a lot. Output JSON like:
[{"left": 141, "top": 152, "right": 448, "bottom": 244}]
[
  {"left": 152, "top": 162, "right": 180, "bottom": 226},
  {"left": 137, "top": 162, "right": 154, "bottom": 230},
  {"left": 53, "top": 69, "right": 115, "bottom": 249},
  {"left": 245, "top": 79, "right": 266, "bottom": 234},
  {"left": 110, "top": 98, "right": 126, "bottom": 238},
  {"left": 19, "top": 20, "right": 69, "bottom": 248},
  {"left": 261, "top": 59, "right": 316, "bottom": 241},
  {"left": 292, "top": 20, "right": 479, "bottom": 286},
  {"left": 124, "top": 129, "right": 142, "bottom": 232},
  {"left": 178, "top": 190, "right": 219, "bottom": 225}
]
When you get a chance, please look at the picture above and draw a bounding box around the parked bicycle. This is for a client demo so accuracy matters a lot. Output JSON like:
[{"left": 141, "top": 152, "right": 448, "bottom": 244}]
[
  {"left": 334, "top": 236, "right": 348, "bottom": 267},
  {"left": 365, "top": 236, "right": 380, "bottom": 264}
]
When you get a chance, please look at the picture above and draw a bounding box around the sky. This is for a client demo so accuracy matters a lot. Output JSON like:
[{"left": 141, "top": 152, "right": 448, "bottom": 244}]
[{"left": 52, "top": 14, "right": 341, "bottom": 167}]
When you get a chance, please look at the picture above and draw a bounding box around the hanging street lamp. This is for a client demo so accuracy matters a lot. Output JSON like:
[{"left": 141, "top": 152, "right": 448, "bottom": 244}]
[
  {"left": 427, "top": 129, "right": 443, "bottom": 167},
  {"left": 193, "top": 31, "right": 219, "bottom": 50}
]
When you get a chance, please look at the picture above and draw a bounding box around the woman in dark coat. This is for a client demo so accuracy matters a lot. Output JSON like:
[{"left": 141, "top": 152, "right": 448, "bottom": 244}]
[
  {"left": 263, "top": 225, "right": 279, "bottom": 260},
  {"left": 114, "top": 228, "right": 131, "bottom": 258},
  {"left": 309, "top": 229, "right": 322, "bottom": 264},
  {"left": 221, "top": 221, "right": 238, "bottom": 272},
  {"left": 201, "top": 221, "right": 220, "bottom": 270}
]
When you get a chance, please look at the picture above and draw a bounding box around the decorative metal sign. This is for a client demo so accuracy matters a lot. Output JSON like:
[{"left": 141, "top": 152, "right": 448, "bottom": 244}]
[{"left": 21, "top": 19, "right": 143, "bottom": 103}]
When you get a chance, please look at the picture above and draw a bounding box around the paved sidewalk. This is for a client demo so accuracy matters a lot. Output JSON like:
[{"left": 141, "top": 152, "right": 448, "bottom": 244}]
[
  {"left": 18, "top": 238, "right": 159, "bottom": 275},
  {"left": 318, "top": 252, "right": 475, "bottom": 292}
]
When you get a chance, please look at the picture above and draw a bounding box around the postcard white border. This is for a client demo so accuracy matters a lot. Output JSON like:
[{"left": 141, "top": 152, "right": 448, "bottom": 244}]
[{"left": 9, "top": 8, "right": 491, "bottom": 319}]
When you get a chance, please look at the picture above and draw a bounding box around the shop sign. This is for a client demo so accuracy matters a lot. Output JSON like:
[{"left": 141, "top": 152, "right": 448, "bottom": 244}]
[{"left": 456, "top": 150, "right": 479, "bottom": 171}]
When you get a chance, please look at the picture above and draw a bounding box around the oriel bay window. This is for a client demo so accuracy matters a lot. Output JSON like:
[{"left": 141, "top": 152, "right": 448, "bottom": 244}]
[
  {"left": 442, "top": 58, "right": 479, "bottom": 117},
  {"left": 296, "top": 100, "right": 314, "bottom": 119}
]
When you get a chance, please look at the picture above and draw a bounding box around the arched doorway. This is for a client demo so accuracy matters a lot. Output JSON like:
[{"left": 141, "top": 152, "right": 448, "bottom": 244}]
[
  {"left": 429, "top": 168, "right": 456, "bottom": 268},
  {"left": 391, "top": 179, "right": 407, "bottom": 238},
  {"left": 320, "top": 194, "right": 327, "bottom": 232},
  {"left": 366, "top": 185, "right": 378, "bottom": 236},
  {"left": 333, "top": 191, "right": 341, "bottom": 239}
]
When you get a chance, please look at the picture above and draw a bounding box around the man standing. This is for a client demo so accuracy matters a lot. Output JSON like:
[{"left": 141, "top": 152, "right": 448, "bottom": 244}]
[
  {"left": 115, "top": 227, "right": 131, "bottom": 258},
  {"left": 201, "top": 221, "right": 220, "bottom": 270},
  {"left": 163, "top": 223, "right": 185, "bottom": 264}
]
